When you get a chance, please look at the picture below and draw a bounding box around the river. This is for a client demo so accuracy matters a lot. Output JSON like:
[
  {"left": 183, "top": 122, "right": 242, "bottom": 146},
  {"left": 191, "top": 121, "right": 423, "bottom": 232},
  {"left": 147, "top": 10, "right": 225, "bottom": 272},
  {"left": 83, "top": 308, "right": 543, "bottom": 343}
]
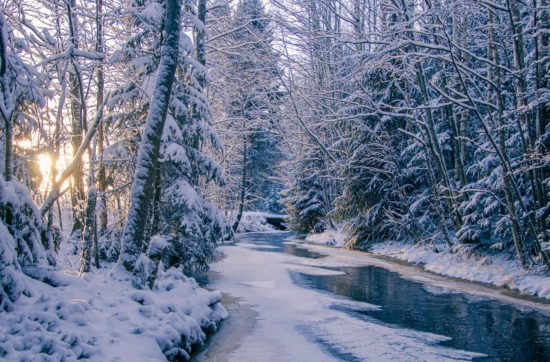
[{"left": 193, "top": 232, "right": 550, "bottom": 361}]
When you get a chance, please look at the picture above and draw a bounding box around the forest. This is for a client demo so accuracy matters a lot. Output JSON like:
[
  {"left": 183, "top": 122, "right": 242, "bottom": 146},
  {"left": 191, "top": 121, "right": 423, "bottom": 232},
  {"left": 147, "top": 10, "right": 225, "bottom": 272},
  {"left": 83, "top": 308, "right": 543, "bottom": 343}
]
[{"left": 0, "top": 0, "right": 549, "bottom": 360}]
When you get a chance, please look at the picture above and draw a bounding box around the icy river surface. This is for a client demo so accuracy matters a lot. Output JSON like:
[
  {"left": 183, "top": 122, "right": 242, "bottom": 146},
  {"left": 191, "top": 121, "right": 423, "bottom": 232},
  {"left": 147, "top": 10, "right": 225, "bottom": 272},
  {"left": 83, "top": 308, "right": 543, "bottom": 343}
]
[{"left": 193, "top": 232, "right": 550, "bottom": 362}]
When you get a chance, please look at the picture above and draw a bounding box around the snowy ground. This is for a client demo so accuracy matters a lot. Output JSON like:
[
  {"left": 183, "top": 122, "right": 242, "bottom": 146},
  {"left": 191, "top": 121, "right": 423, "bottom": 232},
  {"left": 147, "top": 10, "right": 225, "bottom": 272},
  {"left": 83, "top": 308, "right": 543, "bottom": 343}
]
[
  {"left": 305, "top": 228, "right": 347, "bottom": 247},
  {"left": 306, "top": 229, "right": 550, "bottom": 300},
  {"left": 195, "top": 232, "right": 491, "bottom": 362},
  {"left": 0, "top": 264, "right": 227, "bottom": 361}
]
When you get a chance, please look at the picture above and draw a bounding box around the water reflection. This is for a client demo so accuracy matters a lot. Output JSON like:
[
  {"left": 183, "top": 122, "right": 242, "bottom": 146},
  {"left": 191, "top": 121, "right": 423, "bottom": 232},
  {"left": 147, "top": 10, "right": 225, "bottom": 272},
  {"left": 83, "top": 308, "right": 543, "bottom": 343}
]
[
  {"left": 233, "top": 232, "right": 550, "bottom": 361},
  {"left": 292, "top": 265, "right": 550, "bottom": 362}
]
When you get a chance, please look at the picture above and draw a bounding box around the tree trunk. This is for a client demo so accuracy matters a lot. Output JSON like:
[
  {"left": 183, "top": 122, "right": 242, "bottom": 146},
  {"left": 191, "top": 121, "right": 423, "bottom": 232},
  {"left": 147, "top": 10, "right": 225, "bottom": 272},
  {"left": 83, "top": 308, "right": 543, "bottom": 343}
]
[
  {"left": 532, "top": 0, "right": 549, "bottom": 253},
  {"left": 507, "top": 0, "right": 546, "bottom": 248},
  {"left": 3, "top": 115, "right": 12, "bottom": 182},
  {"left": 0, "top": 13, "right": 13, "bottom": 182},
  {"left": 118, "top": 0, "right": 181, "bottom": 273},
  {"left": 196, "top": 0, "right": 207, "bottom": 85},
  {"left": 96, "top": 0, "right": 107, "bottom": 238},
  {"left": 232, "top": 133, "right": 247, "bottom": 232},
  {"left": 80, "top": 186, "right": 97, "bottom": 274},
  {"left": 67, "top": 0, "right": 86, "bottom": 235}
]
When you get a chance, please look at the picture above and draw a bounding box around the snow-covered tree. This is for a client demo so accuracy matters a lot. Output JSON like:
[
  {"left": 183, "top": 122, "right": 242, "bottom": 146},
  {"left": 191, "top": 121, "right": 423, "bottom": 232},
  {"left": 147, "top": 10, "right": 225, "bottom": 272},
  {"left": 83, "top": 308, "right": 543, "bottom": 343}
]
[
  {"left": 112, "top": 0, "right": 228, "bottom": 284},
  {"left": 0, "top": 9, "right": 52, "bottom": 310},
  {"left": 208, "top": 0, "right": 285, "bottom": 229}
]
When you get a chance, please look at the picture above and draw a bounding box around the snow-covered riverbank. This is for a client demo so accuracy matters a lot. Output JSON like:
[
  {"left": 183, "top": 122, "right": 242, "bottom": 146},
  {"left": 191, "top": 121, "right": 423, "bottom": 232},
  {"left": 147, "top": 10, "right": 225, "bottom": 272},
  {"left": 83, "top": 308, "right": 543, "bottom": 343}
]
[
  {"left": 0, "top": 265, "right": 227, "bottom": 361},
  {"left": 306, "top": 229, "right": 550, "bottom": 300}
]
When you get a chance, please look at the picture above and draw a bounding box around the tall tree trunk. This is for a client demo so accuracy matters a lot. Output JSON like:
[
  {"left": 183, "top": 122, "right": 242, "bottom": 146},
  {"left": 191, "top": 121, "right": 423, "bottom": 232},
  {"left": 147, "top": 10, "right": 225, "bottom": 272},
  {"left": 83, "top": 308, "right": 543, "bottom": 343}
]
[
  {"left": 196, "top": 0, "right": 207, "bottom": 86},
  {"left": 232, "top": 133, "right": 247, "bottom": 232},
  {"left": 0, "top": 13, "right": 13, "bottom": 182},
  {"left": 118, "top": 0, "right": 181, "bottom": 274},
  {"left": 489, "top": 62, "right": 527, "bottom": 266},
  {"left": 507, "top": 0, "right": 545, "bottom": 246},
  {"left": 80, "top": 186, "right": 97, "bottom": 274},
  {"left": 48, "top": 62, "right": 68, "bottom": 241},
  {"left": 96, "top": 0, "right": 107, "bottom": 239},
  {"left": 67, "top": 0, "right": 86, "bottom": 235},
  {"left": 532, "top": 0, "right": 549, "bottom": 252},
  {"left": 3, "top": 114, "right": 12, "bottom": 182},
  {"left": 353, "top": 0, "right": 365, "bottom": 52}
]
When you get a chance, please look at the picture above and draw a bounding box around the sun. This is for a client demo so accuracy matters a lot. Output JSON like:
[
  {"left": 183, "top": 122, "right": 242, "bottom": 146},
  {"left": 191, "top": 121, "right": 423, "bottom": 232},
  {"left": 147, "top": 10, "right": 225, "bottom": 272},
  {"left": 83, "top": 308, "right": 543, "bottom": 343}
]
[{"left": 37, "top": 153, "right": 52, "bottom": 182}]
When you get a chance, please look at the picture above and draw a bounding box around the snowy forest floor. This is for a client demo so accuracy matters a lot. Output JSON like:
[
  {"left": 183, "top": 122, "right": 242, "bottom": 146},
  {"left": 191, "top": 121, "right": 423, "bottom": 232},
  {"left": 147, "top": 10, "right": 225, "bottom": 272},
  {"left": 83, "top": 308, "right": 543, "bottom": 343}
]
[
  {"left": 0, "top": 250, "right": 227, "bottom": 361},
  {"left": 306, "top": 229, "right": 550, "bottom": 300}
]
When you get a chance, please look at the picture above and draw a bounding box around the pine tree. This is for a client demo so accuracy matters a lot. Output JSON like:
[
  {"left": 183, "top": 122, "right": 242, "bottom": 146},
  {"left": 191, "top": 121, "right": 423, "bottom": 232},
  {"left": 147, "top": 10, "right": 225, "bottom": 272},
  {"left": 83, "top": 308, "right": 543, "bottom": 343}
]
[
  {"left": 113, "top": 0, "right": 229, "bottom": 282},
  {"left": 118, "top": 0, "right": 182, "bottom": 277},
  {"left": 283, "top": 153, "right": 327, "bottom": 234}
]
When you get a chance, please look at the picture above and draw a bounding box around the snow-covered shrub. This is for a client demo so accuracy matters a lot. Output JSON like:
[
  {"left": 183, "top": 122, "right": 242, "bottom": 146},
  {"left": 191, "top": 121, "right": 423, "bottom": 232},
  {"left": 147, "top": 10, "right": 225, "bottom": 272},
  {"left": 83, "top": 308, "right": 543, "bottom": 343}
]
[
  {"left": 235, "top": 212, "right": 276, "bottom": 233},
  {"left": 98, "top": 228, "right": 122, "bottom": 262},
  {"left": 0, "top": 176, "right": 53, "bottom": 310}
]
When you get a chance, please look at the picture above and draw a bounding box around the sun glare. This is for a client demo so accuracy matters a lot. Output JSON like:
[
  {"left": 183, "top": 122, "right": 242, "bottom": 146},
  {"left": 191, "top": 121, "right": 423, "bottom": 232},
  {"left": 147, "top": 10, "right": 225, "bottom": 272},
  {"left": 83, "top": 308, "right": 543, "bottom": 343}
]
[{"left": 37, "top": 153, "right": 52, "bottom": 181}]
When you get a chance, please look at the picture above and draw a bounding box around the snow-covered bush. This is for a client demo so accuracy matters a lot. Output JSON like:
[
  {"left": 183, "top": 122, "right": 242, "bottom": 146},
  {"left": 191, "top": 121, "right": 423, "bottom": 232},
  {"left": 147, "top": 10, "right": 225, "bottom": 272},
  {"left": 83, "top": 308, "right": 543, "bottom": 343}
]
[
  {"left": 0, "top": 265, "right": 227, "bottom": 361},
  {"left": 0, "top": 176, "right": 52, "bottom": 310},
  {"left": 235, "top": 212, "right": 276, "bottom": 233}
]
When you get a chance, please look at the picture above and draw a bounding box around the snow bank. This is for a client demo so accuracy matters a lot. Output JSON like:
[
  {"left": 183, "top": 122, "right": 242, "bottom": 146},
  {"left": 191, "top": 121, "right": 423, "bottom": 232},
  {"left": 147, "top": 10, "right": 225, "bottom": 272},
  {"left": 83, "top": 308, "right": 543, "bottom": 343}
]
[
  {"left": 370, "top": 242, "right": 550, "bottom": 300},
  {"left": 305, "top": 226, "right": 550, "bottom": 300},
  {"left": 0, "top": 265, "right": 227, "bottom": 361},
  {"left": 236, "top": 212, "right": 276, "bottom": 233},
  {"left": 305, "top": 228, "right": 348, "bottom": 247}
]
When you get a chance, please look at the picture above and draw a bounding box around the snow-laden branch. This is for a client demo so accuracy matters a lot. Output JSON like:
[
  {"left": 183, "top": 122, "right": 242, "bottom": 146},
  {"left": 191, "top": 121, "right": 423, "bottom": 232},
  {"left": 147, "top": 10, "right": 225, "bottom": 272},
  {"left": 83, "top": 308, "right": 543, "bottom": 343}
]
[
  {"left": 36, "top": 46, "right": 104, "bottom": 67},
  {"left": 40, "top": 96, "right": 108, "bottom": 217}
]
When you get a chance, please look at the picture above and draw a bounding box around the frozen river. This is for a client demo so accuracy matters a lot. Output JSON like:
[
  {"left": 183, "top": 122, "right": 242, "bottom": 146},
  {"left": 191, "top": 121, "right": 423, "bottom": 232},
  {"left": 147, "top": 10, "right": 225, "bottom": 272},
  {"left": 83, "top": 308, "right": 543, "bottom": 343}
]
[{"left": 193, "top": 232, "right": 550, "bottom": 361}]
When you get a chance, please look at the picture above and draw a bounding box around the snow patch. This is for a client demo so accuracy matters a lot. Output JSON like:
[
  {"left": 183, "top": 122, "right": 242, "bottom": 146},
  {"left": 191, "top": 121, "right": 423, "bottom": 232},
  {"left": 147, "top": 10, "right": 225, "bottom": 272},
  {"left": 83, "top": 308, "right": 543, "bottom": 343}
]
[
  {"left": 236, "top": 212, "right": 276, "bottom": 233},
  {"left": 287, "top": 265, "right": 346, "bottom": 276},
  {"left": 306, "top": 228, "right": 348, "bottom": 247}
]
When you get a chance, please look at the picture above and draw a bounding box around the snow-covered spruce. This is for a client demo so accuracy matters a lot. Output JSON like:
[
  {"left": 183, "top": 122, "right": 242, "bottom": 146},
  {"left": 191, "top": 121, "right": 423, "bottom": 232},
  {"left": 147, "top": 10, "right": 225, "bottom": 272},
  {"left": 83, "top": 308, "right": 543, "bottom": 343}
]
[{"left": 110, "top": 0, "right": 230, "bottom": 278}]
